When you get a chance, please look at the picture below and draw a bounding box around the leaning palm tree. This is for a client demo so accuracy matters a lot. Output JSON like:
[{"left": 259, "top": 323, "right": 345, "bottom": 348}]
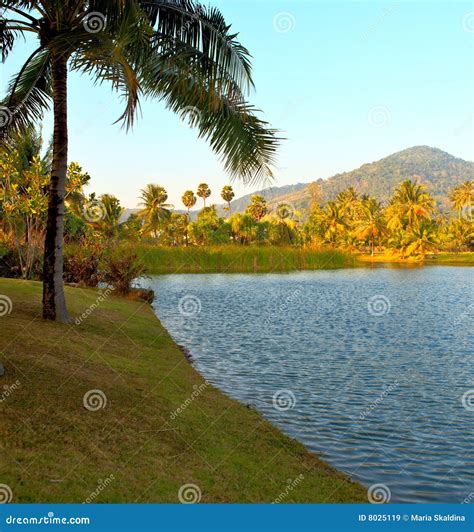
[
  {"left": 138, "top": 184, "right": 172, "bottom": 238},
  {"left": 0, "top": 0, "right": 279, "bottom": 321}
]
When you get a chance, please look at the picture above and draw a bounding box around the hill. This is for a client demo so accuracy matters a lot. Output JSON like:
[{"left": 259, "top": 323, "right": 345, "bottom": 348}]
[{"left": 224, "top": 146, "right": 474, "bottom": 214}]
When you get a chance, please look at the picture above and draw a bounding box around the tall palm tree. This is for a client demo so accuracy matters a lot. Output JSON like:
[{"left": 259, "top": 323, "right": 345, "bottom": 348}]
[
  {"left": 449, "top": 181, "right": 473, "bottom": 220},
  {"left": 221, "top": 185, "right": 234, "bottom": 213},
  {"left": 138, "top": 184, "right": 172, "bottom": 238},
  {"left": 181, "top": 189, "right": 196, "bottom": 245},
  {"left": 320, "top": 201, "right": 347, "bottom": 246},
  {"left": 197, "top": 183, "right": 211, "bottom": 208},
  {"left": 353, "top": 197, "right": 386, "bottom": 256},
  {"left": 386, "top": 179, "right": 434, "bottom": 231},
  {"left": 0, "top": 1, "right": 279, "bottom": 321},
  {"left": 182, "top": 190, "right": 196, "bottom": 216}
]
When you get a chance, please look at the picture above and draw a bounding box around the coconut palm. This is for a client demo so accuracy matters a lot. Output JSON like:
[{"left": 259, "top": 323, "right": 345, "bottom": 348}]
[
  {"left": 353, "top": 197, "right": 386, "bottom": 256},
  {"left": 386, "top": 179, "right": 434, "bottom": 231},
  {"left": 450, "top": 181, "right": 473, "bottom": 220},
  {"left": 0, "top": 1, "right": 279, "bottom": 321},
  {"left": 320, "top": 201, "right": 347, "bottom": 246},
  {"left": 96, "top": 194, "right": 123, "bottom": 238},
  {"left": 197, "top": 183, "right": 211, "bottom": 208},
  {"left": 138, "top": 184, "right": 172, "bottom": 238},
  {"left": 401, "top": 221, "right": 438, "bottom": 258}
]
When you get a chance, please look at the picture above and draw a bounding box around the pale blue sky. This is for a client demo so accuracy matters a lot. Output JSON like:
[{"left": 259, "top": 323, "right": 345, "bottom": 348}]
[{"left": 2, "top": 0, "right": 473, "bottom": 208}]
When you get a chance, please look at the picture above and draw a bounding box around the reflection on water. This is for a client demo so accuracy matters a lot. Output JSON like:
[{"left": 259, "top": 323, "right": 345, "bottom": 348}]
[{"left": 142, "top": 267, "right": 474, "bottom": 503}]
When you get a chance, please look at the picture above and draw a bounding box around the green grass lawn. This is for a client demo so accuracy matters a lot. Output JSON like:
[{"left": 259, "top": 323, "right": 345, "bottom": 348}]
[
  {"left": 0, "top": 279, "right": 365, "bottom": 503},
  {"left": 129, "top": 245, "right": 358, "bottom": 274}
]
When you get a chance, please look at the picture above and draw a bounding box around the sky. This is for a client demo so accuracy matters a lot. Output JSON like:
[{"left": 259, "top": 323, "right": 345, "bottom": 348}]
[{"left": 1, "top": 0, "right": 473, "bottom": 209}]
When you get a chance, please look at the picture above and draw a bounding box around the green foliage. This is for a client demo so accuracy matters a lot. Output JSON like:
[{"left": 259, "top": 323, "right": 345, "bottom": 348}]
[{"left": 246, "top": 194, "right": 268, "bottom": 221}]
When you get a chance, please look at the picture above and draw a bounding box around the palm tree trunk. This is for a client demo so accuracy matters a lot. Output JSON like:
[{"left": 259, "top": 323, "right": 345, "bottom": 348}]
[{"left": 42, "top": 54, "right": 70, "bottom": 322}]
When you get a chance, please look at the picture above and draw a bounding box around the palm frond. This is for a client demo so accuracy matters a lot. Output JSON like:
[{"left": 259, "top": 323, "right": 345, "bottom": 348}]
[
  {"left": 1, "top": 46, "right": 52, "bottom": 139},
  {"left": 140, "top": 0, "right": 254, "bottom": 95}
]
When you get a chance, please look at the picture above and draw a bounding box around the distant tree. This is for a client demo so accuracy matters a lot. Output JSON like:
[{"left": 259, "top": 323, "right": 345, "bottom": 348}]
[
  {"left": 97, "top": 194, "right": 124, "bottom": 238},
  {"left": 139, "top": 185, "right": 172, "bottom": 238},
  {"left": 450, "top": 181, "right": 473, "bottom": 220},
  {"left": 386, "top": 180, "right": 435, "bottom": 231},
  {"left": 221, "top": 185, "right": 235, "bottom": 213},
  {"left": 353, "top": 197, "right": 386, "bottom": 256},
  {"left": 182, "top": 190, "right": 197, "bottom": 216},
  {"left": 246, "top": 195, "right": 268, "bottom": 221},
  {"left": 197, "top": 183, "right": 211, "bottom": 208},
  {"left": 401, "top": 221, "right": 438, "bottom": 258}
]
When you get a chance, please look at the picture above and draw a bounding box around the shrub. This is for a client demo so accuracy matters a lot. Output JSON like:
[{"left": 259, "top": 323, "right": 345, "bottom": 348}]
[
  {"left": 103, "top": 251, "right": 146, "bottom": 295},
  {"left": 64, "top": 243, "right": 104, "bottom": 287}
]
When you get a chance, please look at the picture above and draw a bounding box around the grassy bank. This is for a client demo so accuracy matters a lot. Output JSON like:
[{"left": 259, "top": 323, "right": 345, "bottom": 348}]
[
  {"left": 128, "top": 245, "right": 357, "bottom": 274},
  {"left": 0, "top": 279, "right": 365, "bottom": 503}
]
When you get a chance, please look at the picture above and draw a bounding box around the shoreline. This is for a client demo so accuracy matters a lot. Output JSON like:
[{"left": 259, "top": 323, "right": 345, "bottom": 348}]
[{"left": 0, "top": 278, "right": 366, "bottom": 503}]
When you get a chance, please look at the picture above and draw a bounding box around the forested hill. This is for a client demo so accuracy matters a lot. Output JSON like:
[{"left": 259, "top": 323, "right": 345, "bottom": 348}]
[{"left": 225, "top": 146, "right": 474, "bottom": 213}]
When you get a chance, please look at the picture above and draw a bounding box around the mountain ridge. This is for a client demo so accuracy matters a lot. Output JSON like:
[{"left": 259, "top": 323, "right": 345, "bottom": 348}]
[{"left": 221, "top": 146, "right": 473, "bottom": 214}]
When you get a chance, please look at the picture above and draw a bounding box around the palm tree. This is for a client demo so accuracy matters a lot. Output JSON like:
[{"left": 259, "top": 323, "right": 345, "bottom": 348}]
[
  {"left": 182, "top": 190, "right": 197, "bottom": 216},
  {"left": 138, "top": 184, "right": 172, "bottom": 238},
  {"left": 320, "top": 201, "right": 347, "bottom": 246},
  {"left": 401, "top": 221, "right": 438, "bottom": 258},
  {"left": 197, "top": 183, "right": 211, "bottom": 208},
  {"left": 353, "top": 197, "right": 386, "bottom": 256},
  {"left": 181, "top": 190, "right": 196, "bottom": 245},
  {"left": 97, "top": 194, "right": 123, "bottom": 238},
  {"left": 336, "top": 187, "right": 359, "bottom": 217},
  {"left": 386, "top": 179, "right": 434, "bottom": 231},
  {"left": 221, "top": 185, "right": 234, "bottom": 213},
  {"left": 0, "top": 1, "right": 279, "bottom": 321},
  {"left": 450, "top": 181, "right": 473, "bottom": 220}
]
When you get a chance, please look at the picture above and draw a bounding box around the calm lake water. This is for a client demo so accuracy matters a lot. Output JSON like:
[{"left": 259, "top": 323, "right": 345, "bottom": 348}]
[{"left": 143, "top": 266, "right": 473, "bottom": 503}]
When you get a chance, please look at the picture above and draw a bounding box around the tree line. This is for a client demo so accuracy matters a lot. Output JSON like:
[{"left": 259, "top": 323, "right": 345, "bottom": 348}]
[{"left": 1, "top": 127, "right": 473, "bottom": 283}]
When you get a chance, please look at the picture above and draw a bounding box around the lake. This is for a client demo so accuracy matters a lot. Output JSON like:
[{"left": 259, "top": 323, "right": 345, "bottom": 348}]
[{"left": 142, "top": 266, "right": 473, "bottom": 503}]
